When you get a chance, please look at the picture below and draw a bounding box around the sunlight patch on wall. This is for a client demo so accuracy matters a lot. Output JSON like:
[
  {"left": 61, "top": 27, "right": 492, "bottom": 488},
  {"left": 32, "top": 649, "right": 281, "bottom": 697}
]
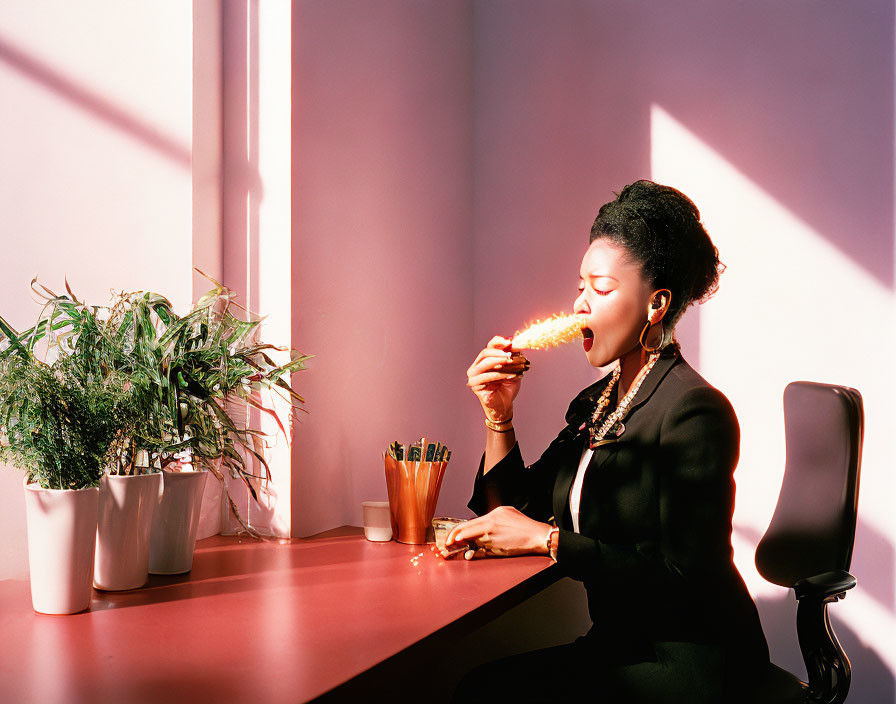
[
  {"left": 252, "top": 0, "right": 292, "bottom": 538},
  {"left": 651, "top": 103, "right": 895, "bottom": 667}
]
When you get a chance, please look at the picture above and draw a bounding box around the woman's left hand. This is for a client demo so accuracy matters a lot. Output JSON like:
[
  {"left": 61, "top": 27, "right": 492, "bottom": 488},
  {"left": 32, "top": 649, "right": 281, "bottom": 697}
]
[{"left": 445, "top": 506, "right": 551, "bottom": 558}]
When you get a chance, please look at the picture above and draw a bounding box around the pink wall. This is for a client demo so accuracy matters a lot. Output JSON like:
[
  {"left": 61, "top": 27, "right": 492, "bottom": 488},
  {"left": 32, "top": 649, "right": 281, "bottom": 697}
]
[
  {"left": 471, "top": 1, "right": 657, "bottom": 459},
  {"left": 0, "top": 1, "right": 194, "bottom": 581},
  {"left": 289, "top": 0, "right": 479, "bottom": 536}
]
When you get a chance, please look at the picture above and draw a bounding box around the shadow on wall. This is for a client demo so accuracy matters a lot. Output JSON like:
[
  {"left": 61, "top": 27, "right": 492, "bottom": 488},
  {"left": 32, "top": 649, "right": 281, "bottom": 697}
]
[
  {"left": 851, "top": 518, "right": 895, "bottom": 615},
  {"left": 632, "top": 0, "right": 894, "bottom": 289},
  {"left": 741, "top": 516, "right": 896, "bottom": 618},
  {"left": 0, "top": 33, "right": 191, "bottom": 168},
  {"left": 756, "top": 594, "right": 896, "bottom": 703}
]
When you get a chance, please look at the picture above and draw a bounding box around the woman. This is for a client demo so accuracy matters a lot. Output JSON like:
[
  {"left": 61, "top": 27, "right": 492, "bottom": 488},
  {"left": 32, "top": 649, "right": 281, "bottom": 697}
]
[{"left": 446, "top": 181, "right": 769, "bottom": 703}]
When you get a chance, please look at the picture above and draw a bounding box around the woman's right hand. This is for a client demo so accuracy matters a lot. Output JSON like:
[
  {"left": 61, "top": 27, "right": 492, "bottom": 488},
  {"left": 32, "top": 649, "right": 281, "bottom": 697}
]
[{"left": 466, "top": 336, "right": 530, "bottom": 422}]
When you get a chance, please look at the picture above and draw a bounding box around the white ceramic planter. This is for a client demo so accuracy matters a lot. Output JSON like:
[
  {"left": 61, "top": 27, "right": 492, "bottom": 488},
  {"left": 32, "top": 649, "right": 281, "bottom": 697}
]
[
  {"left": 196, "top": 458, "right": 224, "bottom": 540},
  {"left": 149, "top": 470, "right": 209, "bottom": 574},
  {"left": 93, "top": 472, "right": 161, "bottom": 591},
  {"left": 23, "top": 478, "right": 99, "bottom": 614}
]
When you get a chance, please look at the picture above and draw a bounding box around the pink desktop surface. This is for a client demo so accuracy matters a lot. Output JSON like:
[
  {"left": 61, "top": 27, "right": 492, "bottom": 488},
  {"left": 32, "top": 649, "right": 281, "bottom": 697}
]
[{"left": 0, "top": 528, "right": 557, "bottom": 703}]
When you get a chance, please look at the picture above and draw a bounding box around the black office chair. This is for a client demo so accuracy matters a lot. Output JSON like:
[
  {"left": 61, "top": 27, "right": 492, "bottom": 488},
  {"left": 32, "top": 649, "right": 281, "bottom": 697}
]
[{"left": 753, "top": 381, "right": 863, "bottom": 704}]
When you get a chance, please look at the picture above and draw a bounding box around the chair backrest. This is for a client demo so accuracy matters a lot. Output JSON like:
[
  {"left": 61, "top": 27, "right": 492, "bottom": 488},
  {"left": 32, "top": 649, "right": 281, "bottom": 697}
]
[{"left": 755, "top": 381, "right": 863, "bottom": 588}]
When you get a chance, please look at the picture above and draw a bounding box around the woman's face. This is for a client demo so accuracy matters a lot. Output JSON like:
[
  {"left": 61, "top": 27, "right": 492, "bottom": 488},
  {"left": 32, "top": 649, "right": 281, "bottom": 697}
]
[{"left": 574, "top": 238, "right": 655, "bottom": 368}]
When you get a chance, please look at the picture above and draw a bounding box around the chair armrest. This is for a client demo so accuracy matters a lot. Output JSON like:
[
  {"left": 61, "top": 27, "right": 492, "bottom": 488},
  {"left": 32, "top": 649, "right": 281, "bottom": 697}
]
[{"left": 793, "top": 570, "right": 856, "bottom": 600}]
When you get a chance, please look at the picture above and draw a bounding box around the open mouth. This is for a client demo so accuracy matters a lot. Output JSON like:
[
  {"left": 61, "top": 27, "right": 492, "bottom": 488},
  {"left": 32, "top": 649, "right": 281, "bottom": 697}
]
[{"left": 582, "top": 327, "right": 594, "bottom": 352}]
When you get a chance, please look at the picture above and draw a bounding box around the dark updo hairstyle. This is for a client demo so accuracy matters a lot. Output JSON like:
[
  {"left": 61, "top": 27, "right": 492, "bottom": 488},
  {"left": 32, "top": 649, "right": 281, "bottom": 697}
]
[{"left": 589, "top": 180, "right": 723, "bottom": 330}]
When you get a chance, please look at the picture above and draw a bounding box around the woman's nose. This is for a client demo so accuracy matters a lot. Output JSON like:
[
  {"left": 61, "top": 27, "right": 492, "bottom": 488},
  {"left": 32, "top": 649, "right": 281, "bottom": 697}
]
[{"left": 573, "top": 291, "right": 588, "bottom": 313}]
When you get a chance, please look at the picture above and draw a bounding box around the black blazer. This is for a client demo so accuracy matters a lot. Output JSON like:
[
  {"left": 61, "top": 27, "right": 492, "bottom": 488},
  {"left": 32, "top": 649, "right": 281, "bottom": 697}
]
[{"left": 468, "top": 346, "right": 769, "bottom": 668}]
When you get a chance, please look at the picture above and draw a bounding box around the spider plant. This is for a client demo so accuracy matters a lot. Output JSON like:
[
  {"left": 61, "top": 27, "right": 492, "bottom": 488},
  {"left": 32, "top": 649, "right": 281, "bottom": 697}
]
[{"left": 6, "top": 274, "right": 310, "bottom": 531}]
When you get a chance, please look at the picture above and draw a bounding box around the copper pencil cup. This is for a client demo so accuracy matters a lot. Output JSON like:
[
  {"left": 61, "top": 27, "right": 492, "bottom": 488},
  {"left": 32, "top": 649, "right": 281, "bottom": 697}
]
[{"left": 383, "top": 455, "right": 448, "bottom": 544}]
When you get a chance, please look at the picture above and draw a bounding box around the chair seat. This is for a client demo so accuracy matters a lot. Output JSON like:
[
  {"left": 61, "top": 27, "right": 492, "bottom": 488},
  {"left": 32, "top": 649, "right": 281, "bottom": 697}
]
[{"left": 752, "top": 663, "right": 809, "bottom": 703}]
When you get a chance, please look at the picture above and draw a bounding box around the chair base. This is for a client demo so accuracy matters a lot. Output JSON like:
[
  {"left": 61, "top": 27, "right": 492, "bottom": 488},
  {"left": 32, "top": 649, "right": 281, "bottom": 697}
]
[{"left": 753, "top": 663, "right": 809, "bottom": 704}]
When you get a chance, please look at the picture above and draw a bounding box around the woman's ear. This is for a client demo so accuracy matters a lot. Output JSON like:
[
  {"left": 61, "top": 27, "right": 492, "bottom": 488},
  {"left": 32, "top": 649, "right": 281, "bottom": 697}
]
[{"left": 646, "top": 289, "right": 672, "bottom": 323}]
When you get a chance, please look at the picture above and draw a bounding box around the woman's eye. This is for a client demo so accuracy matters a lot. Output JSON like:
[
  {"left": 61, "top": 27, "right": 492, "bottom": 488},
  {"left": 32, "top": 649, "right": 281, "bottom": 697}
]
[{"left": 577, "top": 285, "right": 611, "bottom": 296}]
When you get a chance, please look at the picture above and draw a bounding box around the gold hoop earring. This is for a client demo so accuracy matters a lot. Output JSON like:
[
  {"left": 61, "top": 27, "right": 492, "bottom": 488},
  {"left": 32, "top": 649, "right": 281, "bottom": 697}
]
[{"left": 639, "top": 319, "right": 664, "bottom": 353}]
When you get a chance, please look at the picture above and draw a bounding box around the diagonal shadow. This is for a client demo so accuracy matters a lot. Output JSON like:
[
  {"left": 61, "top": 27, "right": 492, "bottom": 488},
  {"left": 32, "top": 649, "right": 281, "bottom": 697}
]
[
  {"left": 737, "top": 515, "right": 893, "bottom": 615},
  {"left": 0, "top": 33, "right": 191, "bottom": 169},
  {"left": 635, "top": 0, "right": 895, "bottom": 289}
]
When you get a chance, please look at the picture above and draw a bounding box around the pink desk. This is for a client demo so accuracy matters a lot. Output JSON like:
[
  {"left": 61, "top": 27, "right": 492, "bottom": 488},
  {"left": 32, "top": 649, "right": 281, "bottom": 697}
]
[{"left": 0, "top": 527, "right": 559, "bottom": 703}]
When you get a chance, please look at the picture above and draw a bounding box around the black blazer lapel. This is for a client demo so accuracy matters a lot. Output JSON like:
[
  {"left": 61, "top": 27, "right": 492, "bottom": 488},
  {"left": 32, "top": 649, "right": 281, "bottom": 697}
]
[{"left": 623, "top": 346, "right": 680, "bottom": 416}]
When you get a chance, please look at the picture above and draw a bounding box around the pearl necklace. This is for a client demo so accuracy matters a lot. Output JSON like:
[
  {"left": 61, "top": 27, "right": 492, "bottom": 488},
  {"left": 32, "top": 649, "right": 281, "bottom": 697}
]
[{"left": 587, "top": 353, "right": 660, "bottom": 448}]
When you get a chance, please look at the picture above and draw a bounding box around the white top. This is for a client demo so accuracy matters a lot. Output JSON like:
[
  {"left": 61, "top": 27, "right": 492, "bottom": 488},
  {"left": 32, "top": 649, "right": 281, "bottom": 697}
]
[
  {"left": 569, "top": 444, "right": 594, "bottom": 534},
  {"left": 570, "top": 374, "right": 619, "bottom": 532}
]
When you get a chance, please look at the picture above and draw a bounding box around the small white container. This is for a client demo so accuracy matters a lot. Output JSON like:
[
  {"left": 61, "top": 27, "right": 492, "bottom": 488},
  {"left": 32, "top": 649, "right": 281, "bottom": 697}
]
[{"left": 361, "top": 501, "right": 392, "bottom": 542}]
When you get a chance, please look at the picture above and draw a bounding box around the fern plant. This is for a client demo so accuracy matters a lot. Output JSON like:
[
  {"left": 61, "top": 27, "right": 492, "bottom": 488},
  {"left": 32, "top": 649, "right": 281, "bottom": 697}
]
[{"left": 0, "top": 334, "right": 136, "bottom": 490}]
